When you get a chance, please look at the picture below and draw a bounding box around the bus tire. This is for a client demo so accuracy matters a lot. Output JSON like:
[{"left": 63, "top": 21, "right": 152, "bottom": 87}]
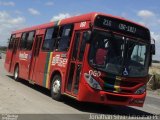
[
  {"left": 14, "top": 66, "right": 19, "bottom": 81},
  {"left": 51, "top": 75, "right": 62, "bottom": 101}
]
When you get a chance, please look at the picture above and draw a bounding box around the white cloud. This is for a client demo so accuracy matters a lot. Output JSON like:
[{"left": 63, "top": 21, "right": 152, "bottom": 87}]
[
  {"left": 0, "top": 11, "right": 25, "bottom": 46},
  {"left": 45, "top": 1, "right": 54, "bottom": 6},
  {"left": 151, "top": 32, "right": 160, "bottom": 41},
  {"left": 28, "top": 8, "right": 40, "bottom": 15},
  {"left": 8, "top": 17, "right": 25, "bottom": 24},
  {"left": 50, "top": 13, "right": 71, "bottom": 21},
  {"left": 137, "top": 10, "right": 160, "bottom": 32},
  {"left": 137, "top": 10, "right": 160, "bottom": 60},
  {"left": 137, "top": 10, "right": 155, "bottom": 18},
  {"left": 0, "top": 1, "right": 15, "bottom": 6}
]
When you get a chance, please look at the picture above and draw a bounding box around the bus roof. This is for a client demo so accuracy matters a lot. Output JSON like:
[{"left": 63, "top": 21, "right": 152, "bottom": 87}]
[{"left": 12, "top": 12, "right": 148, "bottom": 34}]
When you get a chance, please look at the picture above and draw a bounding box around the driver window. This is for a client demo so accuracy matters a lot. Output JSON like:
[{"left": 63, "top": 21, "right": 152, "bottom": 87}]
[
  {"left": 95, "top": 33, "right": 111, "bottom": 65},
  {"left": 131, "top": 45, "right": 146, "bottom": 65}
]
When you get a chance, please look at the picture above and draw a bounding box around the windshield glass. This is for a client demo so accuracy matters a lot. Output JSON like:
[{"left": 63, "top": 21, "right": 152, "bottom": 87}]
[
  {"left": 88, "top": 29, "right": 149, "bottom": 77},
  {"left": 124, "top": 39, "right": 149, "bottom": 77}
]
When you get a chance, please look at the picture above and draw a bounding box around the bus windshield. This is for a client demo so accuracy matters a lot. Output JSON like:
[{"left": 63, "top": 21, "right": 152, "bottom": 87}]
[{"left": 88, "top": 29, "right": 149, "bottom": 77}]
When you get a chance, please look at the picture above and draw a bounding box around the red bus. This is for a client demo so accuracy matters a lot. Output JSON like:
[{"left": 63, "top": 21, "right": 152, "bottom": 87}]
[{"left": 5, "top": 12, "right": 155, "bottom": 107}]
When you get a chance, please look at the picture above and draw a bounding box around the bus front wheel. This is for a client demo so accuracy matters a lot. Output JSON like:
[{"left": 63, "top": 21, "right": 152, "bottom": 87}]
[{"left": 51, "top": 75, "right": 62, "bottom": 101}]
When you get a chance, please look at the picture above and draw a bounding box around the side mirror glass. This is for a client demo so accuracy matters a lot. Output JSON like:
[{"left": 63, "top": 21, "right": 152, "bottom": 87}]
[
  {"left": 151, "top": 38, "right": 155, "bottom": 55},
  {"left": 151, "top": 44, "right": 155, "bottom": 55}
]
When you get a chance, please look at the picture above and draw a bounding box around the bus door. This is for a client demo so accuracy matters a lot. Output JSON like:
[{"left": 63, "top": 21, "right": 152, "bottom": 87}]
[
  {"left": 66, "top": 31, "right": 88, "bottom": 96},
  {"left": 29, "top": 35, "right": 43, "bottom": 81},
  {"left": 9, "top": 38, "right": 19, "bottom": 72}
]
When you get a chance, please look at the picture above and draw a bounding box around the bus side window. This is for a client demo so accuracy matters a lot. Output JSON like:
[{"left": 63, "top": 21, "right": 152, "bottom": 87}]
[
  {"left": 20, "top": 31, "right": 35, "bottom": 50},
  {"left": 57, "top": 24, "right": 73, "bottom": 51},
  {"left": 72, "top": 32, "right": 80, "bottom": 60},
  {"left": 8, "top": 34, "right": 16, "bottom": 49},
  {"left": 20, "top": 33, "right": 28, "bottom": 50},
  {"left": 42, "top": 27, "right": 58, "bottom": 51},
  {"left": 26, "top": 31, "right": 35, "bottom": 50},
  {"left": 79, "top": 32, "right": 88, "bottom": 61}
]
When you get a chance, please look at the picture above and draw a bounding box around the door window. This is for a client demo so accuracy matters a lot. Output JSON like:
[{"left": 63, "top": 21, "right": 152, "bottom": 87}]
[
  {"left": 72, "top": 32, "right": 81, "bottom": 60},
  {"left": 79, "top": 32, "right": 88, "bottom": 61}
]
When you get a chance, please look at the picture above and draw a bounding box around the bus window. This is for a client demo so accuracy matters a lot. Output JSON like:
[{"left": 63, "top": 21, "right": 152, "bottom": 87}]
[
  {"left": 20, "top": 33, "right": 28, "bottom": 50},
  {"left": 42, "top": 27, "right": 58, "bottom": 51},
  {"left": 57, "top": 24, "right": 73, "bottom": 51},
  {"left": 72, "top": 32, "right": 80, "bottom": 60},
  {"left": 20, "top": 31, "right": 35, "bottom": 50},
  {"left": 79, "top": 32, "right": 89, "bottom": 61},
  {"left": 8, "top": 34, "right": 16, "bottom": 49},
  {"left": 27, "top": 31, "right": 35, "bottom": 50}
]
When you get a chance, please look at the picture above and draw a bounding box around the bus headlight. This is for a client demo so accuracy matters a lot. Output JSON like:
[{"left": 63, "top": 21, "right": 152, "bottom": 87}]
[
  {"left": 84, "top": 73, "right": 102, "bottom": 90},
  {"left": 135, "top": 85, "right": 146, "bottom": 94}
]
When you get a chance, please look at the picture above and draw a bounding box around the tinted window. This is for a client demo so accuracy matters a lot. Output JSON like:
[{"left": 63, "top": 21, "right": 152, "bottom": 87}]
[
  {"left": 8, "top": 34, "right": 16, "bottom": 49},
  {"left": 79, "top": 32, "right": 88, "bottom": 61},
  {"left": 72, "top": 32, "right": 80, "bottom": 60},
  {"left": 26, "top": 31, "right": 35, "bottom": 50},
  {"left": 57, "top": 24, "right": 73, "bottom": 51},
  {"left": 20, "top": 31, "right": 35, "bottom": 50},
  {"left": 20, "top": 33, "right": 28, "bottom": 49},
  {"left": 42, "top": 27, "right": 58, "bottom": 51}
]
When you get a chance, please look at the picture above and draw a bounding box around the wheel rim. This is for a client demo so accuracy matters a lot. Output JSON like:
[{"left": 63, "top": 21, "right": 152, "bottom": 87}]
[
  {"left": 52, "top": 79, "right": 60, "bottom": 94},
  {"left": 14, "top": 68, "right": 18, "bottom": 79}
]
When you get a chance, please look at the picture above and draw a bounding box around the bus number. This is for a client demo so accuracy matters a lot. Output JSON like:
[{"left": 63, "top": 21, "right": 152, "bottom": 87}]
[
  {"left": 80, "top": 22, "right": 86, "bottom": 28},
  {"left": 103, "top": 19, "right": 112, "bottom": 27},
  {"left": 119, "top": 23, "right": 136, "bottom": 33}
]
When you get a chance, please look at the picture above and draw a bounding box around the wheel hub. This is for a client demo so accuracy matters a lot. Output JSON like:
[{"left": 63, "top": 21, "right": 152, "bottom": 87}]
[
  {"left": 14, "top": 68, "right": 18, "bottom": 79},
  {"left": 52, "top": 79, "right": 60, "bottom": 94}
]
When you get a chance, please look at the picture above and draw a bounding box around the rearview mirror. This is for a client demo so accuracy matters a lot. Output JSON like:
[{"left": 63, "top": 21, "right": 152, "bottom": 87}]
[
  {"left": 149, "top": 39, "right": 156, "bottom": 66},
  {"left": 151, "top": 44, "right": 155, "bottom": 55}
]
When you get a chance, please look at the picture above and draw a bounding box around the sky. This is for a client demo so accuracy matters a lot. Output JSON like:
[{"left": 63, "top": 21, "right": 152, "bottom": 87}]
[{"left": 0, "top": 0, "right": 160, "bottom": 60}]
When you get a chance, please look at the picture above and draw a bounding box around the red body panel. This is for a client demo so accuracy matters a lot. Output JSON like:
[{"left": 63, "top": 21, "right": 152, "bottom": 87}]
[{"left": 4, "top": 12, "right": 150, "bottom": 107}]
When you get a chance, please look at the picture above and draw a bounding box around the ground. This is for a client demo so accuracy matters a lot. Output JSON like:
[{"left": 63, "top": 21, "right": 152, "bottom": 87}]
[{"left": 0, "top": 53, "right": 160, "bottom": 120}]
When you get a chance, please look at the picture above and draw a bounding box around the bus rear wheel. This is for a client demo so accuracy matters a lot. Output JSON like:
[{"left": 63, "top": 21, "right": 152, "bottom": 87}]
[
  {"left": 14, "top": 66, "right": 19, "bottom": 81},
  {"left": 51, "top": 75, "right": 62, "bottom": 101}
]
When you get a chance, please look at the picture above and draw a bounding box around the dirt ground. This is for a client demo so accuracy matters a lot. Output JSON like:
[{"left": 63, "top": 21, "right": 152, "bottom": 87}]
[{"left": 149, "top": 63, "right": 160, "bottom": 75}]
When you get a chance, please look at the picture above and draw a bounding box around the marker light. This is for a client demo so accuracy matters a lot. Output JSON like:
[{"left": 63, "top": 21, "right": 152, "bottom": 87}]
[
  {"left": 135, "top": 85, "right": 146, "bottom": 94},
  {"left": 84, "top": 73, "right": 102, "bottom": 90}
]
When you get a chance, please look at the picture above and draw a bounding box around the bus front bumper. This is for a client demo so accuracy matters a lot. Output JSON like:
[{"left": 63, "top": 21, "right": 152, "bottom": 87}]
[{"left": 78, "top": 88, "right": 146, "bottom": 107}]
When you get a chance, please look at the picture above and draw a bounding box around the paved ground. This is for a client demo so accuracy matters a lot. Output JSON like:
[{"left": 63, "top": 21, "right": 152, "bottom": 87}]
[{"left": 0, "top": 53, "right": 160, "bottom": 120}]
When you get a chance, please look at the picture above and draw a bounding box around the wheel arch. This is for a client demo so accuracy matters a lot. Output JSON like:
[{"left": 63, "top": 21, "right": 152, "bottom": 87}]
[{"left": 50, "top": 70, "right": 62, "bottom": 89}]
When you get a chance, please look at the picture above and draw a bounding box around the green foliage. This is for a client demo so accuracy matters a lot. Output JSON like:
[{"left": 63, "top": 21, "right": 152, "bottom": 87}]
[
  {"left": 152, "top": 73, "right": 160, "bottom": 90},
  {"left": 152, "top": 60, "right": 160, "bottom": 63},
  {"left": 0, "top": 46, "right": 7, "bottom": 51}
]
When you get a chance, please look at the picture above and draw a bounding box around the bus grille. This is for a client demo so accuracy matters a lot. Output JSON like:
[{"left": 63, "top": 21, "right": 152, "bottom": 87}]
[{"left": 101, "top": 76, "right": 140, "bottom": 94}]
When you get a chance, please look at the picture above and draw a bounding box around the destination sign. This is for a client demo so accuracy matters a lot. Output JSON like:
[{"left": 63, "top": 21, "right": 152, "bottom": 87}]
[{"left": 94, "top": 15, "right": 150, "bottom": 41}]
